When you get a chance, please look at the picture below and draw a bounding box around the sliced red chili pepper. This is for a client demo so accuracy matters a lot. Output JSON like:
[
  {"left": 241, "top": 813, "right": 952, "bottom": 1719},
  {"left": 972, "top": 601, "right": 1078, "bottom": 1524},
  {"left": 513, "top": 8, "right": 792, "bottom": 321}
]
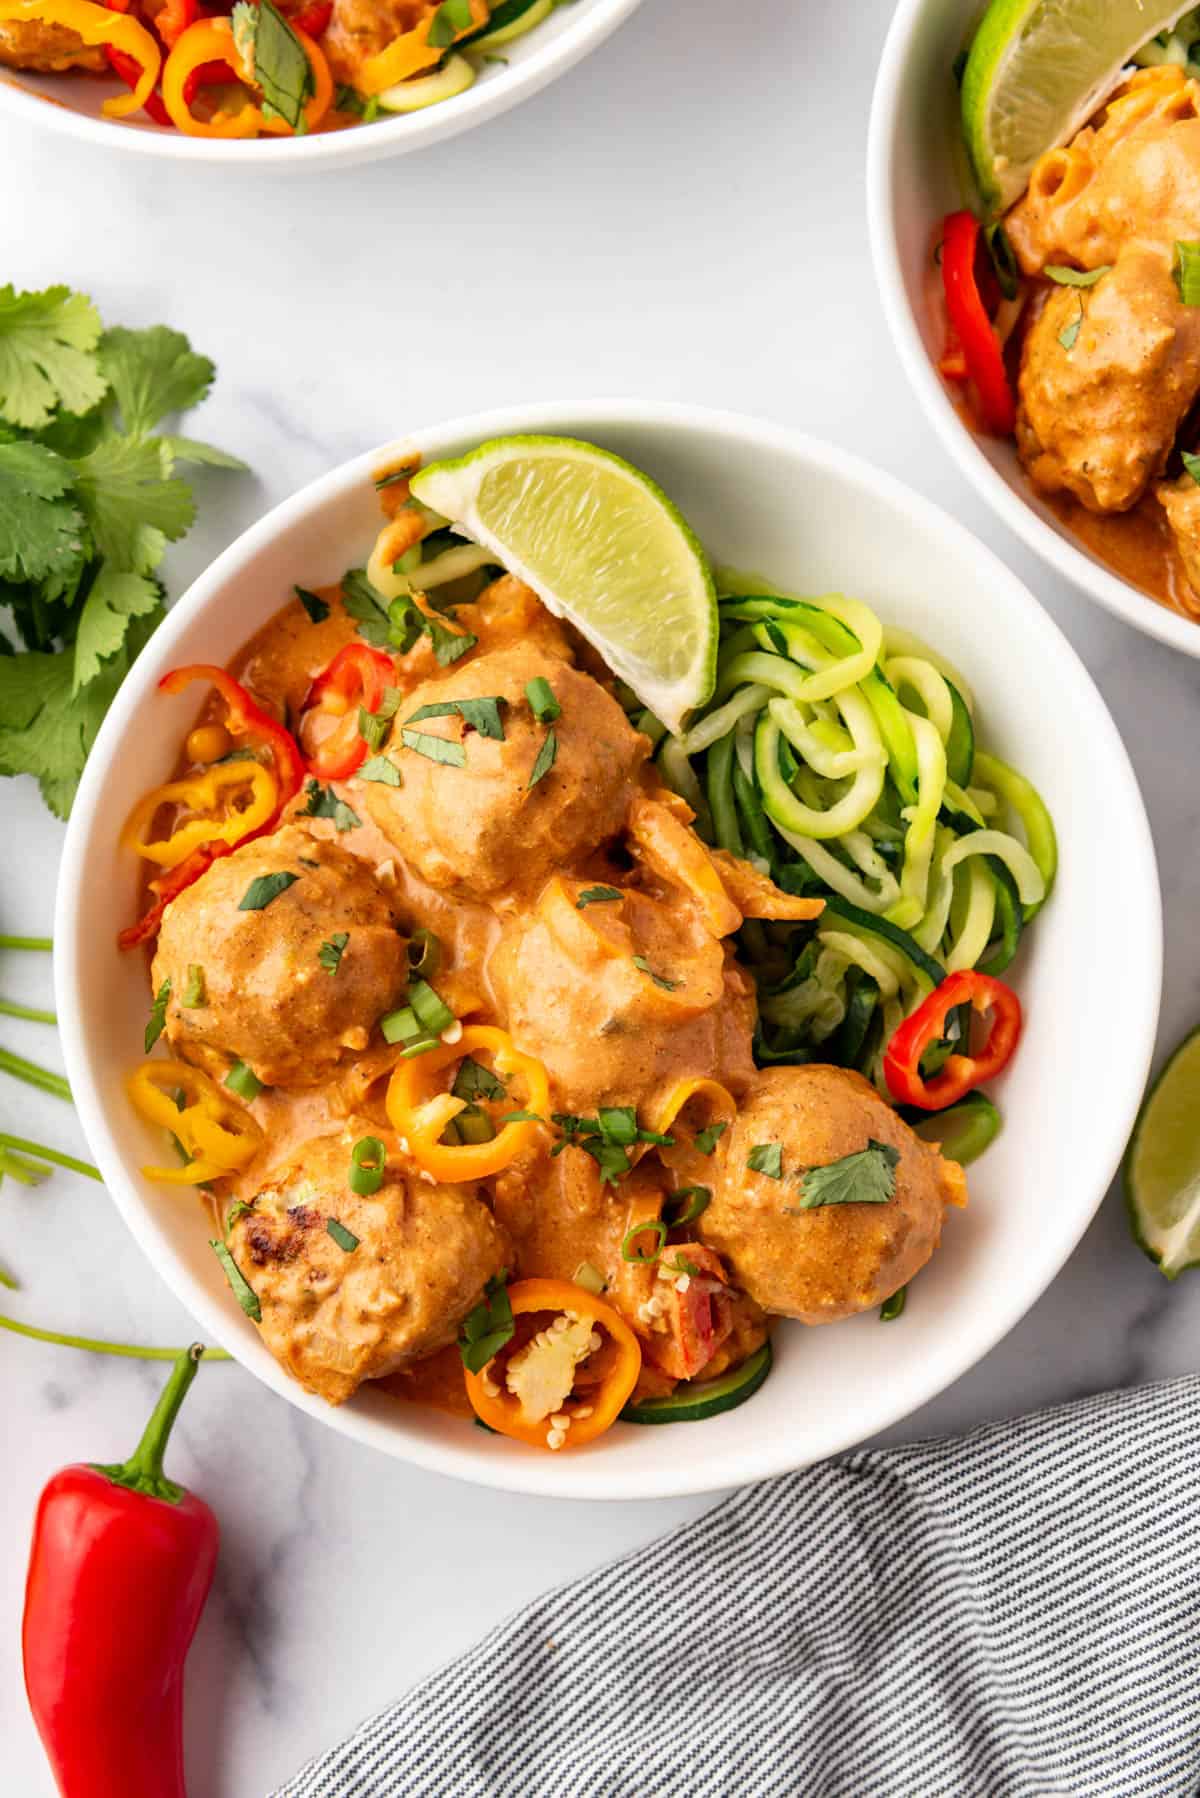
[
  {"left": 155, "top": 0, "right": 196, "bottom": 46},
  {"left": 299, "top": 642, "right": 395, "bottom": 781},
  {"left": 883, "top": 970, "right": 1022, "bottom": 1112},
  {"left": 940, "top": 210, "right": 1017, "bottom": 436},
  {"left": 642, "top": 1242, "right": 733, "bottom": 1381},
  {"left": 119, "top": 667, "right": 305, "bottom": 951}
]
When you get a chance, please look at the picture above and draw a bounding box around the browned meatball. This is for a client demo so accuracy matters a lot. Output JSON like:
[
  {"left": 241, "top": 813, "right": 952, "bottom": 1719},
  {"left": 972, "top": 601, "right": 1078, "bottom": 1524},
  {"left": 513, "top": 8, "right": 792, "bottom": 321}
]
[
  {"left": 152, "top": 823, "right": 406, "bottom": 1088},
  {"left": 488, "top": 874, "right": 756, "bottom": 1113},
  {"left": 700, "top": 1066, "right": 965, "bottom": 1324},
  {"left": 227, "top": 1127, "right": 510, "bottom": 1405},
  {"left": 0, "top": 19, "right": 104, "bottom": 70},
  {"left": 361, "top": 644, "right": 648, "bottom": 904}
]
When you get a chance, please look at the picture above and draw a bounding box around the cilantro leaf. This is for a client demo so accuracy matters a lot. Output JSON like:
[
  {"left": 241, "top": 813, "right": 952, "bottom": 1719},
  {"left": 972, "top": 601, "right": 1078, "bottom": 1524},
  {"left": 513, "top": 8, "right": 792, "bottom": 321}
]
[
  {"left": 576, "top": 885, "right": 621, "bottom": 909},
  {"left": 319, "top": 932, "right": 349, "bottom": 976},
  {"left": 359, "top": 755, "right": 402, "bottom": 786},
  {"left": 98, "top": 325, "right": 215, "bottom": 438},
  {"left": 0, "top": 441, "right": 86, "bottom": 590},
  {"left": 0, "top": 285, "right": 107, "bottom": 430},
  {"left": 232, "top": 0, "right": 312, "bottom": 129},
  {"left": 792, "top": 1140, "right": 899, "bottom": 1209},
  {"left": 694, "top": 1121, "right": 728, "bottom": 1155},
  {"left": 145, "top": 977, "right": 171, "bottom": 1052},
  {"left": 458, "top": 1269, "right": 514, "bottom": 1372},
  {"left": 452, "top": 1056, "right": 507, "bottom": 1103},
  {"left": 71, "top": 436, "right": 194, "bottom": 574},
  {"left": 73, "top": 567, "right": 162, "bottom": 691},
  {"left": 341, "top": 566, "right": 393, "bottom": 646},
  {"left": 747, "top": 1142, "right": 783, "bottom": 1180},
  {"left": 157, "top": 435, "right": 249, "bottom": 471},
  {"left": 301, "top": 777, "right": 362, "bottom": 832}
]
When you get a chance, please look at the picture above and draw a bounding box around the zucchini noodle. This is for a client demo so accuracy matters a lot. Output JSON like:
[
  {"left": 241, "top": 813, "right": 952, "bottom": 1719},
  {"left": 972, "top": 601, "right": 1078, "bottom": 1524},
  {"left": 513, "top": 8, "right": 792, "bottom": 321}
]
[{"left": 660, "top": 580, "right": 1056, "bottom": 1084}]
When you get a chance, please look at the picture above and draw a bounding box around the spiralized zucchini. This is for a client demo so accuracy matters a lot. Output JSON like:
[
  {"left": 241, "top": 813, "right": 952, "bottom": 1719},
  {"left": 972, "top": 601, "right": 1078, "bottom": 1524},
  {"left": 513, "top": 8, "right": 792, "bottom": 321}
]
[{"left": 637, "top": 580, "right": 1057, "bottom": 1094}]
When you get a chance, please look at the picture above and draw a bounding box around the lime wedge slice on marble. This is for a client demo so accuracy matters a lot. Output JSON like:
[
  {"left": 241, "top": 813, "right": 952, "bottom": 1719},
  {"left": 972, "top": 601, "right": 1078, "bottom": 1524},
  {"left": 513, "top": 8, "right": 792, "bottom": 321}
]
[
  {"left": 962, "top": 0, "right": 1198, "bottom": 213},
  {"left": 409, "top": 435, "right": 718, "bottom": 735},
  {"left": 1126, "top": 1024, "right": 1200, "bottom": 1277}
]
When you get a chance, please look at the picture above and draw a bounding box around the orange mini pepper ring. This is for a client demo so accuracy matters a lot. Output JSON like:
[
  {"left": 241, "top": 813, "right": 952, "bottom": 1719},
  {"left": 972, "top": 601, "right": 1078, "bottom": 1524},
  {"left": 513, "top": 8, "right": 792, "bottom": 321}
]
[
  {"left": 385, "top": 1025, "right": 550, "bottom": 1183},
  {"left": 463, "top": 1278, "right": 642, "bottom": 1451}
]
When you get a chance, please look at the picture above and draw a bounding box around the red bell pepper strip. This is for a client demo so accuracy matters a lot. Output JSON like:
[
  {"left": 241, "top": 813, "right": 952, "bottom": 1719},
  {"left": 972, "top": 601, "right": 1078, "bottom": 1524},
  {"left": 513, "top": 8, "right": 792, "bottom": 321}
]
[
  {"left": 299, "top": 641, "right": 396, "bottom": 781},
  {"left": 940, "top": 210, "right": 1017, "bottom": 436},
  {"left": 642, "top": 1242, "right": 733, "bottom": 1381},
  {"left": 119, "top": 666, "right": 304, "bottom": 950},
  {"left": 155, "top": 0, "right": 196, "bottom": 46},
  {"left": 883, "top": 969, "right": 1022, "bottom": 1111},
  {"left": 22, "top": 1344, "right": 219, "bottom": 1798},
  {"left": 292, "top": 0, "right": 332, "bottom": 34}
]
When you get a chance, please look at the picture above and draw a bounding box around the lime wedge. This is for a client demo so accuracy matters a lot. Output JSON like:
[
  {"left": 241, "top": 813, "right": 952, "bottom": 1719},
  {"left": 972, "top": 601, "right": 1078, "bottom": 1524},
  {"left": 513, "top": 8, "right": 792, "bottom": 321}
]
[
  {"left": 962, "top": 0, "right": 1196, "bottom": 214},
  {"left": 1126, "top": 1025, "right": 1200, "bottom": 1277},
  {"left": 409, "top": 436, "right": 718, "bottom": 734}
]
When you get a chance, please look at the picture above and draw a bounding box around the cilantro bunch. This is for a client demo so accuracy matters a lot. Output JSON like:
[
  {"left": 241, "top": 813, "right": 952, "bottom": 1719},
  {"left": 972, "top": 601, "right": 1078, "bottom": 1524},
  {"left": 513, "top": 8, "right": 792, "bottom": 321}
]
[{"left": 0, "top": 284, "right": 247, "bottom": 817}]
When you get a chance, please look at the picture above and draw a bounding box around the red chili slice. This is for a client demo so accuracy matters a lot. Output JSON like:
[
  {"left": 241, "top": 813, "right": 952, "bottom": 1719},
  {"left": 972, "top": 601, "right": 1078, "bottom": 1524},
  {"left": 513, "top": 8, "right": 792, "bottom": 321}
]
[
  {"left": 940, "top": 210, "right": 1017, "bottom": 436},
  {"left": 298, "top": 642, "right": 396, "bottom": 782},
  {"left": 883, "top": 970, "right": 1022, "bottom": 1112}
]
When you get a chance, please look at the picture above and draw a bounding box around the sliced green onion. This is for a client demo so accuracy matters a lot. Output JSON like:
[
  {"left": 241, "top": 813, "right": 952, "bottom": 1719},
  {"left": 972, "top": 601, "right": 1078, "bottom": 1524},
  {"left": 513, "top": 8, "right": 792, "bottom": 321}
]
[
  {"left": 407, "top": 928, "right": 442, "bottom": 978},
  {"left": 145, "top": 978, "right": 171, "bottom": 1053},
  {"left": 880, "top": 1286, "right": 907, "bottom": 1321},
  {"left": 409, "top": 978, "right": 454, "bottom": 1035},
  {"left": 224, "top": 1060, "right": 263, "bottom": 1103},
  {"left": 525, "top": 676, "right": 561, "bottom": 723},
  {"left": 380, "top": 1004, "right": 426, "bottom": 1046},
  {"left": 572, "top": 1260, "right": 607, "bottom": 1295},
  {"left": 326, "top": 1217, "right": 360, "bottom": 1253},
  {"left": 621, "top": 1219, "right": 667, "bottom": 1264},
  {"left": 0, "top": 997, "right": 56, "bottom": 1024},
  {"left": 0, "top": 1048, "right": 71, "bottom": 1102},
  {"left": 349, "top": 1136, "right": 386, "bottom": 1196},
  {"left": 1045, "top": 263, "right": 1110, "bottom": 288},
  {"left": 454, "top": 1105, "right": 496, "bottom": 1145},
  {"left": 1175, "top": 240, "right": 1200, "bottom": 305},
  {"left": 182, "top": 965, "right": 207, "bottom": 1009}
]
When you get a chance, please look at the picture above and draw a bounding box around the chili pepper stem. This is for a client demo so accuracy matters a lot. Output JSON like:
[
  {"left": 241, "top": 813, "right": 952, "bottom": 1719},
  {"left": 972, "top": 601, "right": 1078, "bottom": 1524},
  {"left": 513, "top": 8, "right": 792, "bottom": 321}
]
[
  {"left": 0, "top": 935, "right": 52, "bottom": 952},
  {"left": 0, "top": 1311, "right": 231, "bottom": 1360},
  {"left": 0, "top": 1047, "right": 72, "bottom": 1101},
  {"left": 0, "top": 1135, "right": 100, "bottom": 1180},
  {"left": 96, "top": 1344, "right": 205, "bottom": 1504},
  {"left": 0, "top": 998, "right": 57, "bottom": 1024}
]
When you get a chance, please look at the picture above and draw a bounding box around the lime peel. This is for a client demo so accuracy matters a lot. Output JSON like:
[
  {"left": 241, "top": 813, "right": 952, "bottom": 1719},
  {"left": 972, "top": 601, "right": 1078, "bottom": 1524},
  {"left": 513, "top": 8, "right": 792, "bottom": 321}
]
[
  {"left": 409, "top": 435, "right": 718, "bottom": 735},
  {"left": 1126, "top": 1025, "right": 1200, "bottom": 1277},
  {"left": 962, "top": 0, "right": 1199, "bottom": 213}
]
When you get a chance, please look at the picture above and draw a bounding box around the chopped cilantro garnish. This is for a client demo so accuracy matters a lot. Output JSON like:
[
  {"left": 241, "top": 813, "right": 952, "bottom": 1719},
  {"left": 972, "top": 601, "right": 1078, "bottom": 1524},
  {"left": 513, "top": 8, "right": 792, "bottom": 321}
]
[
  {"left": 301, "top": 777, "right": 361, "bottom": 832},
  {"left": 528, "top": 727, "right": 556, "bottom": 788},
  {"left": 319, "top": 931, "right": 349, "bottom": 976},
  {"left": 359, "top": 755, "right": 402, "bottom": 786},
  {"left": 747, "top": 1142, "right": 783, "bottom": 1180},
  {"left": 358, "top": 686, "right": 402, "bottom": 751},
  {"left": 238, "top": 870, "right": 299, "bottom": 911},
  {"left": 295, "top": 585, "right": 329, "bottom": 623},
  {"left": 1183, "top": 450, "right": 1200, "bottom": 487},
  {"left": 407, "top": 696, "right": 506, "bottom": 739},
  {"left": 458, "top": 1269, "right": 514, "bottom": 1372},
  {"left": 428, "top": 0, "right": 473, "bottom": 47},
  {"left": 575, "top": 885, "right": 622, "bottom": 909},
  {"left": 791, "top": 1140, "right": 899, "bottom": 1210},
  {"left": 632, "top": 954, "right": 679, "bottom": 992},
  {"left": 144, "top": 977, "right": 171, "bottom": 1053},
  {"left": 694, "top": 1120, "right": 728, "bottom": 1155},
  {"left": 1057, "top": 303, "right": 1083, "bottom": 351},
  {"left": 452, "top": 1056, "right": 507, "bottom": 1103},
  {"left": 209, "top": 1238, "right": 261, "bottom": 1321},
  {"left": 401, "top": 728, "right": 466, "bottom": 767}
]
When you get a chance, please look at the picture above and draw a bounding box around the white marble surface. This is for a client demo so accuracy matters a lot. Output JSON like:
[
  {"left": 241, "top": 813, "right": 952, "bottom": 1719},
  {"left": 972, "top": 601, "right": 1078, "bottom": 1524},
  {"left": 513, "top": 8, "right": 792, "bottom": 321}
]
[{"left": 3, "top": 0, "right": 1200, "bottom": 1791}]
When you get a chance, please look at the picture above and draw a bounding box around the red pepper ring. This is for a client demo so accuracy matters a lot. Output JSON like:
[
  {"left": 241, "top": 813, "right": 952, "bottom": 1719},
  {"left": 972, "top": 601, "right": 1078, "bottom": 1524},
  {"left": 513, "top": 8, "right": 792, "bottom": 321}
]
[
  {"left": 299, "top": 642, "right": 396, "bottom": 781},
  {"left": 118, "top": 666, "right": 305, "bottom": 950},
  {"left": 883, "top": 970, "right": 1022, "bottom": 1112},
  {"left": 940, "top": 210, "right": 1017, "bottom": 436}
]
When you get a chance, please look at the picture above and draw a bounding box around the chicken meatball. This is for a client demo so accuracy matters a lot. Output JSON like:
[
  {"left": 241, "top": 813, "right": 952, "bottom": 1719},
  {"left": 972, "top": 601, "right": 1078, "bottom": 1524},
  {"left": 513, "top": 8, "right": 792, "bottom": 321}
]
[
  {"left": 700, "top": 1066, "right": 965, "bottom": 1324},
  {"left": 361, "top": 644, "right": 649, "bottom": 903},
  {"left": 488, "top": 874, "right": 756, "bottom": 1113},
  {"left": 0, "top": 19, "right": 104, "bottom": 69},
  {"left": 227, "top": 1127, "right": 510, "bottom": 1405},
  {"left": 152, "top": 823, "right": 406, "bottom": 1088}
]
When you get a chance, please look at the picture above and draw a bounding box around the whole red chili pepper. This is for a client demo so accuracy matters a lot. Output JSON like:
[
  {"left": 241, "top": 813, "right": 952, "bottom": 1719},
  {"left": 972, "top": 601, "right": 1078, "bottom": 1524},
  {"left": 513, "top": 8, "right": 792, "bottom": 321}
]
[
  {"left": 23, "top": 1344, "right": 218, "bottom": 1798},
  {"left": 883, "top": 969, "right": 1022, "bottom": 1111},
  {"left": 119, "top": 665, "right": 305, "bottom": 950},
  {"left": 299, "top": 641, "right": 396, "bottom": 781},
  {"left": 940, "top": 210, "right": 1017, "bottom": 436}
]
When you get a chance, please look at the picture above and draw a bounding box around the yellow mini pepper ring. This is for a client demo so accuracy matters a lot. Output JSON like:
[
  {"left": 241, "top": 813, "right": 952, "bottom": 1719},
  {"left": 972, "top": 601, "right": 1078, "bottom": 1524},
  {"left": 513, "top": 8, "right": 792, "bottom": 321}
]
[
  {"left": 121, "top": 762, "right": 277, "bottom": 870},
  {"left": 161, "top": 16, "right": 333, "bottom": 138},
  {"left": 386, "top": 1025, "right": 550, "bottom": 1182},
  {"left": 127, "top": 1058, "right": 263, "bottom": 1185},
  {"left": 0, "top": 0, "right": 160, "bottom": 116}
]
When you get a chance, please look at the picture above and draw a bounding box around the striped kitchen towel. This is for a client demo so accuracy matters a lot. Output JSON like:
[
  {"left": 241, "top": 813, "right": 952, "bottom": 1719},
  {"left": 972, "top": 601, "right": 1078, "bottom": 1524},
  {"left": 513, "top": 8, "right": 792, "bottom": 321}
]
[{"left": 275, "top": 1376, "right": 1200, "bottom": 1797}]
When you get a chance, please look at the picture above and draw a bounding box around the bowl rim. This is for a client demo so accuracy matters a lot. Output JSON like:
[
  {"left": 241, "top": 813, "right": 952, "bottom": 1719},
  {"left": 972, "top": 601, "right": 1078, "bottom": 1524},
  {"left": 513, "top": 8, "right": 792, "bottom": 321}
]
[
  {"left": 0, "top": 0, "right": 642, "bottom": 168},
  {"left": 866, "top": 0, "right": 1200, "bottom": 663},
  {"left": 54, "top": 398, "right": 1163, "bottom": 1499}
]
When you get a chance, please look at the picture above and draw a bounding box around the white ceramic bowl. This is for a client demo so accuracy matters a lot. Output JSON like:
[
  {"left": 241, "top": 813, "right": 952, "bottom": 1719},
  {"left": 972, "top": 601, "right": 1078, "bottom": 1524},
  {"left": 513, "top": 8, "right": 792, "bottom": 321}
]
[
  {"left": 55, "top": 400, "right": 1161, "bottom": 1500},
  {"left": 868, "top": 0, "right": 1200, "bottom": 662},
  {"left": 0, "top": 0, "right": 640, "bottom": 168}
]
